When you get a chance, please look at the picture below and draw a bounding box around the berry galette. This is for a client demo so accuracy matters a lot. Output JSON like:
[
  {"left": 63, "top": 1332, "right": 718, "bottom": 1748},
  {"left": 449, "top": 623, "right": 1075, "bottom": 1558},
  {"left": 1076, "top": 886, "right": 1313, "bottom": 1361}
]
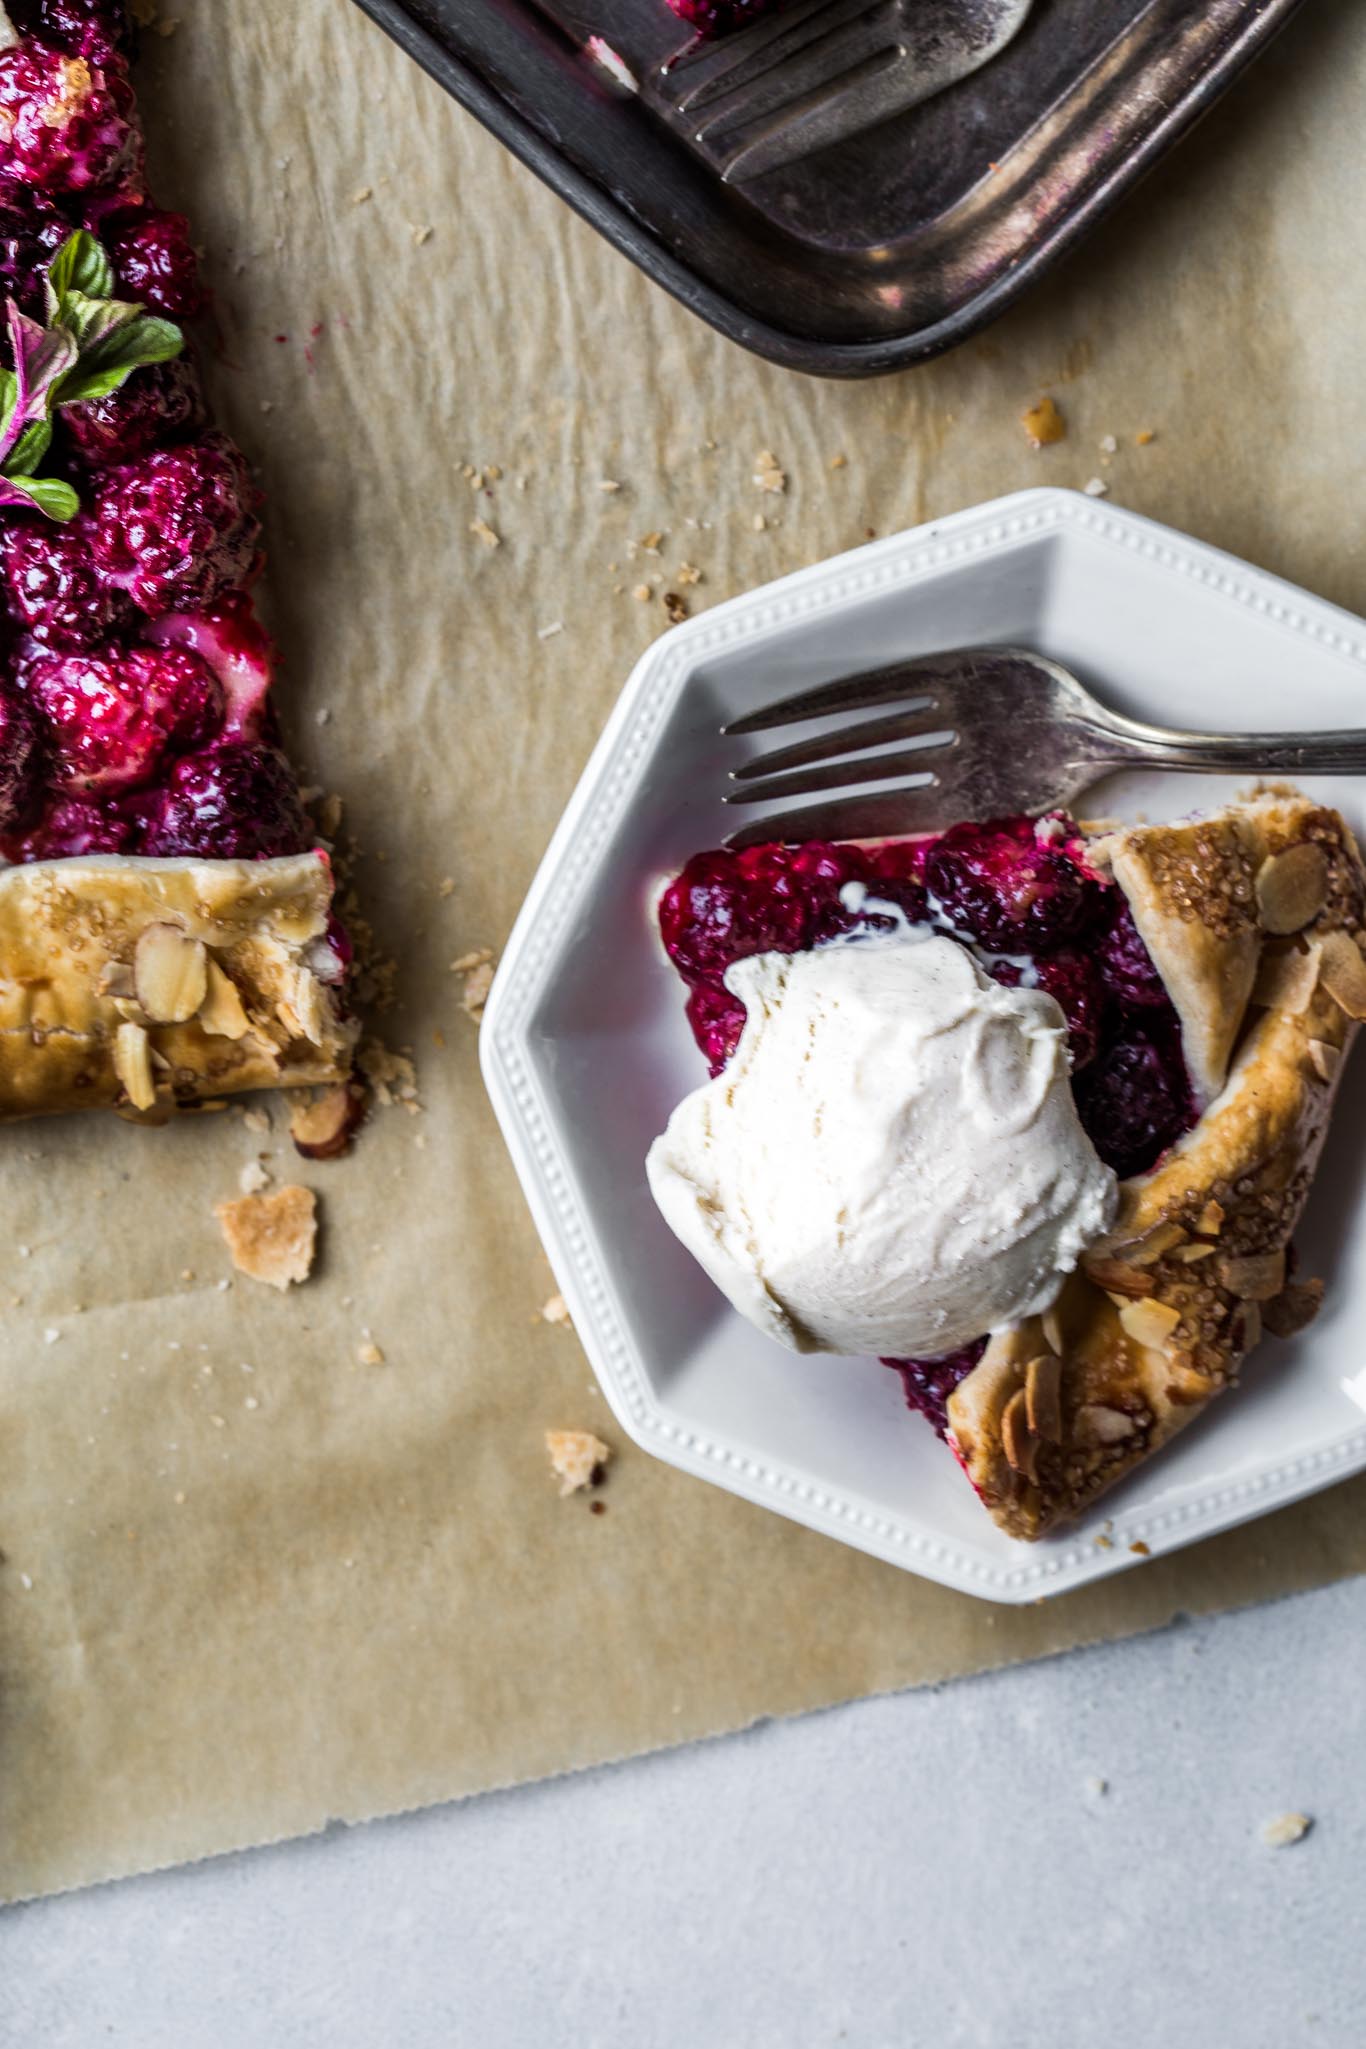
[
  {"left": 0, "top": 1, "right": 353, "bottom": 1120},
  {"left": 653, "top": 790, "right": 1366, "bottom": 1538}
]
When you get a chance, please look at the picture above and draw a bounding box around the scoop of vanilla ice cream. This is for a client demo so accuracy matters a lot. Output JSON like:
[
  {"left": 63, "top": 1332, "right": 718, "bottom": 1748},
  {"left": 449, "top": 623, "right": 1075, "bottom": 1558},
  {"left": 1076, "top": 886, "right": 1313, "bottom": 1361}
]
[{"left": 647, "top": 934, "right": 1116, "bottom": 1359}]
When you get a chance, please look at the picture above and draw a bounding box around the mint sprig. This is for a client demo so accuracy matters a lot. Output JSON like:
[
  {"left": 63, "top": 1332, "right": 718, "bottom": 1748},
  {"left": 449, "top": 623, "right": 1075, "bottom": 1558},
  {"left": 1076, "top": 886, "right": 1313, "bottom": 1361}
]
[{"left": 0, "top": 229, "right": 187, "bottom": 523}]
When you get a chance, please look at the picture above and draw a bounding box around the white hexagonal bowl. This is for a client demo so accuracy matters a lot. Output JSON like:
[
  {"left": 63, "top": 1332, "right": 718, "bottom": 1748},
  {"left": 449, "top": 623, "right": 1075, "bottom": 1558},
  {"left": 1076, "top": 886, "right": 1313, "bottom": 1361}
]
[{"left": 481, "top": 487, "right": 1366, "bottom": 1603}]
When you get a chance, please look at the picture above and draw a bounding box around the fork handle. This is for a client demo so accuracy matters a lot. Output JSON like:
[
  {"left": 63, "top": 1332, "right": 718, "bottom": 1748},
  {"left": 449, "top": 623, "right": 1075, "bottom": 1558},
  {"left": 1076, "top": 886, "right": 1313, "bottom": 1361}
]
[{"left": 1084, "top": 727, "right": 1366, "bottom": 778}]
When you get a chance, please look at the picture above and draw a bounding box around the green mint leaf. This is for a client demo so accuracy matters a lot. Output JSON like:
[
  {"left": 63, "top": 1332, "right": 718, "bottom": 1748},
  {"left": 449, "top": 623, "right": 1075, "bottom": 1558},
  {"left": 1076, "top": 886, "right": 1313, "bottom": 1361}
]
[
  {"left": 55, "top": 286, "right": 135, "bottom": 354},
  {"left": 0, "top": 473, "right": 79, "bottom": 522},
  {"left": 7, "top": 418, "right": 52, "bottom": 474},
  {"left": 45, "top": 230, "right": 115, "bottom": 317},
  {"left": 55, "top": 315, "right": 185, "bottom": 405}
]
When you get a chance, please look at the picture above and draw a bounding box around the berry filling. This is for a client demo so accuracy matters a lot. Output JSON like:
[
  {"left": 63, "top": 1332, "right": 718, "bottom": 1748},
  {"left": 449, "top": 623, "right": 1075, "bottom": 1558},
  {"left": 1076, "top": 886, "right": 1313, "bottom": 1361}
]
[
  {"left": 659, "top": 813, "right": 1199, "bottom": 1437},
  {"left": 0, "top": 6, "right": 326, "bottom": 931},
  {"left": 666, "top": 0, "right": 786, "bottom": 35}
]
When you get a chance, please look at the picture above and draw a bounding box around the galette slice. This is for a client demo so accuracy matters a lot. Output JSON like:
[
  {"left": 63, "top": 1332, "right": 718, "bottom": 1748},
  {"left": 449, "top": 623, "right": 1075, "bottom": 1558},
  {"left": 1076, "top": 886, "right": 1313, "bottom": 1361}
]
[{"left": 655, "top": 789, "right": 1364, "bottom": 1540}]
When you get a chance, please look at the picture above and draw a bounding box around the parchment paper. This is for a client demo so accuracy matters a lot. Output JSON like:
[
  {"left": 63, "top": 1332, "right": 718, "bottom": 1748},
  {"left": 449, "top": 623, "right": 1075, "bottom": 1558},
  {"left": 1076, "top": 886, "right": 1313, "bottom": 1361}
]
[{"left": 3, "top": 0, "right": 1366, "bottom": 1903}]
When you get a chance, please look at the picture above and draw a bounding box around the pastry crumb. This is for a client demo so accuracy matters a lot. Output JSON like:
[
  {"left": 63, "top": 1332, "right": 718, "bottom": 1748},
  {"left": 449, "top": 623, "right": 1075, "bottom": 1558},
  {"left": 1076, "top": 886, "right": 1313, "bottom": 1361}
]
[
  {"left": 545, "top": 1428, "right": 611, "bottom": 1496},
  {"left": 537, "top": 620, "right": 564, "bottom": 640},
  {"left": 438, "top": 877, "right": 455, "bottom": 897},
  {"left": 357, "top": 1338, "right": 385, "bottom": 1366},
  {"left": 1136, "top": 428, "right": 1157, "bottom": 445},
  {"left": 242, "top": 1106, "right": 271, "bottom": 1135},
  {"left": 215, "top": 1185, "right": 317, "bottom": 1291},
  {"left": 1083, "top": 476, "right": 1109, "bottom": 498},
  {"left": 1130, "top": 1539, "right": 1151, "bottom": 1556},
  {"left": 357, "top": 1038, "right": 420, "bottom": 1112},
  {"left": 662, "top": 591, "right": 688, "bottom": 625},
  {"left": 541, "top": 1292, "right": 571, "bottom": 1326},
  {"left": 1020, "top": 395, "right": 1065, "bottom": 447},
  {"left": 238, "top": 1158, "right": 271, "bottom": 1195},
  {"left": 752, "top": 449, "right": 786, "bottom": 494},
  {"left": 1261, "top": 1811, "right": 1312, "bottom": 1848},
  {"left": 469, "top": 517, "right": 501, "bottom": 549},
  {"left": 451, "top": 947, "right": 496, "bottom": 1020},
  {"left": 676, "top": 562, "right": 702, "bottom": 586}
]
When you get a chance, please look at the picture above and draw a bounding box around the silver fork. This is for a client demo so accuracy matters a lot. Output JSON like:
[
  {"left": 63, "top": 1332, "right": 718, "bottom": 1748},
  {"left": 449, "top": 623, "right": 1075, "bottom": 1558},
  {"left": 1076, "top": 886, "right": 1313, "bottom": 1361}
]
[
  {"left": 721, "top": 647, "right": 1366, "bottom": 848},
  {"left": 657, "top": 0, "right": 1032, "bottom": 184}
]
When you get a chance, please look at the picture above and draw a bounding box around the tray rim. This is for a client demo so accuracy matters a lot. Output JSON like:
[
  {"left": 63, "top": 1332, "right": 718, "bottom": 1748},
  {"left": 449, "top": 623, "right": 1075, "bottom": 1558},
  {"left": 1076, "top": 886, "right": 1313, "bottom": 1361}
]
[
  {"left": 480, "top": 485, "right": 1366, "bottom": 1604},
  {"left": 352, "top": 0, "right": 1309, "bottom": 378}
]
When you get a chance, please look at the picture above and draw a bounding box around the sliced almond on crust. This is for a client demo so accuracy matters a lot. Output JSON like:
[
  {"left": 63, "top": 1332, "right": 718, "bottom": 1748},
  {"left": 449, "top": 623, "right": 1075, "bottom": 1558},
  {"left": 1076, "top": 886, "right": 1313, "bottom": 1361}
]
[
  {"left": 1263, "top": 1276, "right": 1325, "bottom": 1338},
  {"left": 1318, "top": 931, "right": 1366, "bottom": 1020},
  {"left": 1117, "top": 1296, "right": 1181, "bottom": 1348},
  {"left": 1129, "top": 1222, "right": 1188, "bottom": 1266},
  {"left": 1252, "top": 942, "right": 1322, "bottom": 1016},
  {"left": 1084, "top": 1255, "right": 1155, "bottom": 1298},
  {"left": 1220, "top": 1249, "right": 1287, "bottom": 1301},
  {"left": 198, "top": 958, "right": 251, "bottom": 1039},
  {"left": 1041, "top": 1304, "right": 1064, "bottom": 1357},
  {"left": 1175, "top": 1241, "right": 1217, "bottom": 1263},
  {"left": 1307, "top": 1038, "right": 1341, "bottom": 1083},
  {"left": 1000, "top": 1387, "right": 1038, "bottom": 1482},
  {"left": 1255, "top": 842, "right": 1328, "bottom": 935},
  {"left": 134, "top": 922, "right": 208, "bottom": 1023},
  {"left": 215, "top": 1184, "right": 317, "bottom": 1290},
  {"left": 113, "top": 1019, "right": 155, "bottom": 1110},
  {"left": 289, "top": 1081, "right": 365, "bottom": 1160},
  {"left": 1024, "top": 1354, "right": 1062, "bottom": 1444},
  {"left": 1195, "top": 1200, "right": 1225, "bottom": 1237},
  {"left": 1075, "top": 1403, "right": 1138, "bottom": 1444},
  {"left": 1231, "top": 1299, "right": 1262, "bottom": 1354}
]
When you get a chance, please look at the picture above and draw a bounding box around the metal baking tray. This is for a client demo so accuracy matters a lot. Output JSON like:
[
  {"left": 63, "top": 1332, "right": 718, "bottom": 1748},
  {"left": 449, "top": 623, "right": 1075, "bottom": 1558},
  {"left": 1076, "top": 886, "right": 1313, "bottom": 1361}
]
[{"left": 354, "top": 0, "right": 1307, "bottom": 377}]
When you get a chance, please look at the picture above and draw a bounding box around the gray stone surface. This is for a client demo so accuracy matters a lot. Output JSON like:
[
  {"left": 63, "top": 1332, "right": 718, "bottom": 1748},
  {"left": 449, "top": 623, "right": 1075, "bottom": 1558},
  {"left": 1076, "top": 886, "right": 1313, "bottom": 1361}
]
[{"left": 3, "top": 1573, "right": 1362, "bottom": 2048}]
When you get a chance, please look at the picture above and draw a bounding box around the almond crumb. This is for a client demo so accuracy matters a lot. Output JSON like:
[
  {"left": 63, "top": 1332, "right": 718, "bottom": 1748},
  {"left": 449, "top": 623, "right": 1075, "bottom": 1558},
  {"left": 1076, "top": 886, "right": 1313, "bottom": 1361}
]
[
  {"left": 676, "top": 562, "right": 702, "bottom": 585},
  {"left": 631, "top": 582, "right": 651, "bottom": 602},
  {"left": 469, "top": 517, "right": 500, "bottom": 550},
  {"left": 541, "top": 1292, "right": 571, "bottom": 1326},
  {"left": 752, "top": 449, "right": 786, "bottom": 494},
  {"left": 545, "top": 1428, "right": 611, "bottom": 1496},
  {"left": 1136, "top": 429, "right": 1156, "bottom": 446},
  {"left": 1261, "top": 1811, "right": 1312, "bottom": 1848},
  {"left": 215, "top": 1186, "right": 317, "bottom": 1291},
  {"left": 357, "top": 1339, "right": 385, "bottom": 1366}
]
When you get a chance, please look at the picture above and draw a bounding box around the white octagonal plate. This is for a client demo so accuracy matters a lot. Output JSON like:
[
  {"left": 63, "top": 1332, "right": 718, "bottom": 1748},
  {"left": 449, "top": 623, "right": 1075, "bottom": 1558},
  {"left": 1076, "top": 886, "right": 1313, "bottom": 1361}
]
[{"left": 481, "top": 487, "right": 1366, "bottom": 1603}]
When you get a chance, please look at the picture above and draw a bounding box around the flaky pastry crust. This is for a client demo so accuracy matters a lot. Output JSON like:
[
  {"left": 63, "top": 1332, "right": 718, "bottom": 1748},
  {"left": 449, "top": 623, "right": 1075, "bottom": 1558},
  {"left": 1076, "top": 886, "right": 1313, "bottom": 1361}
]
[
  {"left": 948, "top": 792, "right": 1364, "bottom": 1540},
  {"left": 0, "top": 851, "right": 356, "bottom": 1121}
]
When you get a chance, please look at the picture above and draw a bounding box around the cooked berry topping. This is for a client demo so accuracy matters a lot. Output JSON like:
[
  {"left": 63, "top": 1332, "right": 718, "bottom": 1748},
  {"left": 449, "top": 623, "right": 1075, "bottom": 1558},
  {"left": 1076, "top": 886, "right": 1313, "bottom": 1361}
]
[
  {"left": 882, "top": 1339, "right": 988, "bottom": 1438},
  {"left": 1094, "top": 895, "right": 1170, "bottom": 1008},
  {"left": 0, "top": 40, "right": 136, "bottom": 195},
  {"left": 102, "top": 204, "right": 204, "bottom": 318},
  {"left": 685, "top": 977, "right": 747, "bottom": 1077},
  {"left": 5, "top": 784, "right": 131, "bottom": 857},
  {"left": 667, "top": 0, "right": 784, "bottom": 33},
  {"left": 0, "top": 673, "right": 41, "bottom": 829},
  {"left": 22, "top": 639, "right": 222, "bottom": 790},
  {"left": 0, "top": 509, "right": 135, "bottom": 645},
  {"left": 134, "top": 741, "right": 309, "bottom": 859},
  {"left": 990, "top": 947, "right": 1104, "bottom": 1070},
  {"left": 660, "top": 844, "right": 814, "bottom": 982},
  {"left": 0, "top": 191, "right": 68, "bottom": 308},
  {"left": 89, "top": 430, "right": 260, "bottom": 612},
  {"left": 141, "top": 591, "right": 272, "bottom": 738},
  {"left": 7, "top": 1, "right": 135, "bottom": 69},
  {"left": 61, "top": 351, "right": 204, "bottom": 465},
  {"left": 924, "top": 814, "right": 1102, "bottom": 952},
  {"left": 1073, "top": 1023, "right": 1194, "bottom": 1180}
]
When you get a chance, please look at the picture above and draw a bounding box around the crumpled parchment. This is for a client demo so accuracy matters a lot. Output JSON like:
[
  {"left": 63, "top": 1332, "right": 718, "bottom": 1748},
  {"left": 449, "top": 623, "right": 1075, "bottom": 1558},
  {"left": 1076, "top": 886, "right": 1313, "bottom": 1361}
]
[{"left": 3, "top": 0, "right": 1366, "bottom": 1902}]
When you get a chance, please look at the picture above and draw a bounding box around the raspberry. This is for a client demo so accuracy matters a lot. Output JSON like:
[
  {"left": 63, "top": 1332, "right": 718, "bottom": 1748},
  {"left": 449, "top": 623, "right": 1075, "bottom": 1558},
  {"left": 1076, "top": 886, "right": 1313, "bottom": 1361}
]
[
  {"left": 0, "top": 40, "right": 136, "bottom": 195},
  {"left": 0, "top": 190, "right": 68, "bottom": 308},
  {"left": 883, "top": 1339, "right": 988, "bottom": 1439},
  {"left": 6, "top": 2, "right": 135, "bottom": 68},
  {"left": 23, "top": 640, "right": 223, "bottom": 791},
  {"left": 7, "top": 786, "right": 132, "bottom": 859},
  {"left": 89, "top": 431, "right": 261, "bottom": 613},
  {"left": 134, "top": 742, "right": 309, "bottom": 859},
  {"left": 924, "top": 815, "right": 1101, "bottom": 953},
  {"left": 0, "top": 676, "right": 42, "bottom": 831},
  {"left": 1094, "top": 895, "right": 1170, "bottom": 1009},
  {"left": 141, "top": 590, "right": 273, "bottom": 739},
  {"left": 0, "top": 512, "right": 136, "bottom": 648},
  {"left": 1073, "top": 1025, "right": 1195, "bottom": 1179},
  {"left": 685, "top": 978, "right": 747, "bottom": 1076},
  {"left": 660, "top": 844, "right": 810, "bottom": 982},
  {"left": 102, "top": 204, "right": 204, "bottom": 317},
  {"left": 62, "top": 354, "right": 207, "bottom": 467}
]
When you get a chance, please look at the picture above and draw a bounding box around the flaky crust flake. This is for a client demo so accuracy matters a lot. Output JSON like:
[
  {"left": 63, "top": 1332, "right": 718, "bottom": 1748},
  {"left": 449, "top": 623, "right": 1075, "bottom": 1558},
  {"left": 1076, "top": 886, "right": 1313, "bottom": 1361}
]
[
  {"left": 948, "top": 792, "right": 1364, "bottom": 1541},
  {"left": 0, "top": 852, "right": 356, "bottom": 1121}
]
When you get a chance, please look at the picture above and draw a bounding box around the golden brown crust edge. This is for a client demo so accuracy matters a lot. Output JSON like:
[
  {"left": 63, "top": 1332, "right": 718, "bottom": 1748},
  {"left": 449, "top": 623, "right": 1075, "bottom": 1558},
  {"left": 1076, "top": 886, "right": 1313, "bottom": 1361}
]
[
  {"left": 0, "top": 852, "right": 356, "bottom": 1121},
  {"left": 948, "top": 792, "right": 1364, "bottom": 1541}
]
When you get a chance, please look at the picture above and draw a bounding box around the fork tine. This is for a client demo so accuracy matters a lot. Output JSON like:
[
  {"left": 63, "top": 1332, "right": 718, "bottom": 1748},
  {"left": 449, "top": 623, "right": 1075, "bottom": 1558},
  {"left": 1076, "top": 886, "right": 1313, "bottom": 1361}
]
[
  {"left": 662, "top": 0, "right": 867, "bottom": 109},
  {"left": 693, "top": 8, "right": 897, "bottom": 149},
  {"left": 726, "top": 737, "right": 958, "bottom": 805},
  {"left": 725, "top": 785, "right": 945, "bottom": 850},
  {"left": 724, "top": 652, "right": 977, "bottom": 736},
  {"left": 730, "top": 699, "right": 944, "bottom": 781}
]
